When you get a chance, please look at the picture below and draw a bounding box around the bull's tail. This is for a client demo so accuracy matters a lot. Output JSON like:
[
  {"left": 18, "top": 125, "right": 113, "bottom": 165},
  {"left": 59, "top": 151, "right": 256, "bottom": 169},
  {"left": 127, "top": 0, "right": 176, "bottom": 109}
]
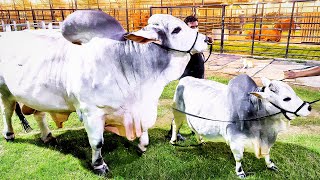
[{"left": 15, "top": 103, "right": 32, "bottom": 133}]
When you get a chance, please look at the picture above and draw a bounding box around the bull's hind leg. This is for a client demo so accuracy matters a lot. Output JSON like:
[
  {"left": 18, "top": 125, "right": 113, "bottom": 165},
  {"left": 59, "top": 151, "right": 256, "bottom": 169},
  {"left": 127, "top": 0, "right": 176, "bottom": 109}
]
[
  {"left": 34, "top": 111, "right": 55, "bottom": 143},
  {"left": 0, "top": 95, "right": 16, "bottom": 141},
  {"left": 170, "top": 110, "right": 186, "bottom": 144}
]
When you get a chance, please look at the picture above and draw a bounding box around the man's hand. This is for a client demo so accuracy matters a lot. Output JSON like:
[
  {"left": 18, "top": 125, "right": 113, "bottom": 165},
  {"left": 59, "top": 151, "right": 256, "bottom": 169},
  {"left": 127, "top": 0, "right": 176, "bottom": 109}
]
[
  {"left": 284, "top": 70, "right": 297, "bottom": 79},
  {"left": 205, "top": 36, "right": 213, "bottom": 44}
]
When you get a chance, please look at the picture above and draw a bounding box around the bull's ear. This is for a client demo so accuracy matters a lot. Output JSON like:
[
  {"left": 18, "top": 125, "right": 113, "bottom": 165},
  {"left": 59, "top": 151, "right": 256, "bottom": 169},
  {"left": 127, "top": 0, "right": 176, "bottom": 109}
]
[
  {"left": 124, "top": 29, "right": 159, "bottom": 44},
  {"left": 249, "top": 92, "right": 268, "bottom": 99},
  {"left": 260, "top": 77, "right": 271, "bottom": 87}
]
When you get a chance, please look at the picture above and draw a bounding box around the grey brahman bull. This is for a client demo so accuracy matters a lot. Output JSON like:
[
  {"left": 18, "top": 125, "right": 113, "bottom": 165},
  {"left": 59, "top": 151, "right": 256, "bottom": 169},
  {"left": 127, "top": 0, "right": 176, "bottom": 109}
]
[
  {"left": 170, "top": 74, "right": 311, "bottom": 178},
  {"left": 0, "top": 10, "right": 210, "bottom": 174}
]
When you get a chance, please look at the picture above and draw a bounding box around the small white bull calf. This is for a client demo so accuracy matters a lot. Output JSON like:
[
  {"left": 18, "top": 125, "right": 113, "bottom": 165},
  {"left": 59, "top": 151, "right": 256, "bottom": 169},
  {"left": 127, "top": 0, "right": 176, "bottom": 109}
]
[{"left": 170, "top": 75, "right": 311, "bottom": 178}]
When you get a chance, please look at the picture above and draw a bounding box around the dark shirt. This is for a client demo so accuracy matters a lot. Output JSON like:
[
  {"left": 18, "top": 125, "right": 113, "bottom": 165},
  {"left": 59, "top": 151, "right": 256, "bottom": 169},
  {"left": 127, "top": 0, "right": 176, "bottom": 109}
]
[{"left": 180, "top": 53, "right": 205, "bottom": 79}]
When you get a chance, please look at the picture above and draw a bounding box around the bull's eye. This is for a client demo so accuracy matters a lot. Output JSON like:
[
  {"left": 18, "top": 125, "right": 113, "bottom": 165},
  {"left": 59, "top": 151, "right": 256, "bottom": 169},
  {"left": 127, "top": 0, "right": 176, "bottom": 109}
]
[
  {"left": 283, "top": 97, "right": 291, "bottom": 102},
  {"left": 172, "top": 27, "right": 181, "bottom": 34}
]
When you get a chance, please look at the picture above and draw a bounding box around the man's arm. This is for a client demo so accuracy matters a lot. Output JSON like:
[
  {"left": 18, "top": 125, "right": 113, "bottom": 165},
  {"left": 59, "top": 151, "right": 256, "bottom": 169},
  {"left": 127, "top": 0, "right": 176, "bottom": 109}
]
[{"left": 284, "top": 66, "right": 320, "bottom": 79}]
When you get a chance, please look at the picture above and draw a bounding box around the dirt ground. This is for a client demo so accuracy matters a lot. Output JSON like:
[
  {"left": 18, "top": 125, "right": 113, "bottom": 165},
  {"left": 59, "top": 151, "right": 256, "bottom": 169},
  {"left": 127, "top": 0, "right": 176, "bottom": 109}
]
[{"left": 203, "top": 53, "right": 320, "bottom": 89}]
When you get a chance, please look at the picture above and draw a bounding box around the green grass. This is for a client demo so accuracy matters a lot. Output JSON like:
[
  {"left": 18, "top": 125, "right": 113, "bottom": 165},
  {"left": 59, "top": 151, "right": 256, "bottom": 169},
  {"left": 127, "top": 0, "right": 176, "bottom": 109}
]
[{"left": 0, "top": 75, "right": 319, "bottom": 179}]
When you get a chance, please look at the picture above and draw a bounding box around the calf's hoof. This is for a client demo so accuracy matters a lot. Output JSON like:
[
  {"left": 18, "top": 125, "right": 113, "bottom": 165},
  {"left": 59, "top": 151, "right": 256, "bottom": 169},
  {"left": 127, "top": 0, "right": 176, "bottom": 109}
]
[
  {"left": 93, "top": 162, "right": 109, "bottom": 175},
  {"left": 3, "top": 132, "right": 15, "bottom": 142}
]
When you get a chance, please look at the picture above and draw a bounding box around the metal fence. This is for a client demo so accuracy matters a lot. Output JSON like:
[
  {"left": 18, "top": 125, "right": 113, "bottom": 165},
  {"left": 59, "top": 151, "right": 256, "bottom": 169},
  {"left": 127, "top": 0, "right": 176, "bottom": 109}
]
[
  {"left": 150, "top": 1, "right": 320, "bottom": 60},
  {"left": 1, "top": 0, "right": 320, "bottom": 60}
]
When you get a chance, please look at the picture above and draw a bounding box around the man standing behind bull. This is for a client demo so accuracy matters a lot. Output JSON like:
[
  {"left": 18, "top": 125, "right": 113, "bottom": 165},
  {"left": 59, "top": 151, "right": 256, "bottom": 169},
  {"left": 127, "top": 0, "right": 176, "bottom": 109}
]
[
  {"left": 179, "top": 15, "right": 206, "bottom": 79},
  {"left": 166, "top": 15, "right": 210, "bottom": 141}
]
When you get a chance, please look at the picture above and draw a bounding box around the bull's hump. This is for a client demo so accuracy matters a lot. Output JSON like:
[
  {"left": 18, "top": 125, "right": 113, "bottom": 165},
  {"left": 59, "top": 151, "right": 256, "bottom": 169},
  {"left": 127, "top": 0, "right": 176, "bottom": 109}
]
[
  {"left": 229, "top": 74, "right": 257, "bottom": 93},
  {"left": 62, "top": 10, "right": 127, "bottom": 44}
]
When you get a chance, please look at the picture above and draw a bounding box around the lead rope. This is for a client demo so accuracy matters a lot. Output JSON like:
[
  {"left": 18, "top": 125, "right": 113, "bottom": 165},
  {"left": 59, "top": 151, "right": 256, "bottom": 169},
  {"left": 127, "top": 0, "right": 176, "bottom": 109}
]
[{"left": 204, "top": 43, "right": 213, "bottom": 63}]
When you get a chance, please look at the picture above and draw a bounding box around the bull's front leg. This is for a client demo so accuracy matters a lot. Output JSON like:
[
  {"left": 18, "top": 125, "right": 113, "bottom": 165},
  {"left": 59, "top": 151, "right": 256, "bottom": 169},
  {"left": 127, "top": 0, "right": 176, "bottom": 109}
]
[
  {"left": 82, "top": 111, "right": 108, "bottom": 175},
  {"left": 138, "top": 130, "right": 149, "bottom": 153},
  {"left": 230, "top": 142, "right": 246, "bottom": 178}
]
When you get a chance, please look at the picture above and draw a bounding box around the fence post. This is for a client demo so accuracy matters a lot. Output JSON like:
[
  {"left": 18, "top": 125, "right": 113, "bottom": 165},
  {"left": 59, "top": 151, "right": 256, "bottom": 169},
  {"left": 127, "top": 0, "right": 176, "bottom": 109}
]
[
  {"left": 5, "top": 24, "right": 11, "bottom": 32},
  {"left": 26, "top": 21, "right": 30, "bottom": 29},
  {"left": 251, "top": 2, "right": 259, "bottom": 56},
  {"left": 13, "top": 21, "right": 17, "bottom": 31},
  {"left": 258, "top": 3, "right": 264, "bottom": 41},
  {"left": 125, "top": 0, "right": 129, "bottom": 32},
  {"left": 220, "top": 5, "right": 226, "bottom": 54},
  {"left": 285, "top": 1, "right": 296, "bottom": 59},
  {"left": 41, "top": 21, "right": 46, "bottom": 29},
  {"left": 61, "top": 10, "right": 65, "bottom": 20},
  {"left": 149, "top": 7, "right": 153, "bottom": 16},
  {"left": 31, "top": 9, "right": 36, "bottom": 25}
]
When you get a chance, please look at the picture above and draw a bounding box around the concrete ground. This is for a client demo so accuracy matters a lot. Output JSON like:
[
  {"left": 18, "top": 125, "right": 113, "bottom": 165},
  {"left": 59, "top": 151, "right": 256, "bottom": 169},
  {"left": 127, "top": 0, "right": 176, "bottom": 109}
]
[{"left": 203, "top": 53, "right": 320, "bottom": 89}]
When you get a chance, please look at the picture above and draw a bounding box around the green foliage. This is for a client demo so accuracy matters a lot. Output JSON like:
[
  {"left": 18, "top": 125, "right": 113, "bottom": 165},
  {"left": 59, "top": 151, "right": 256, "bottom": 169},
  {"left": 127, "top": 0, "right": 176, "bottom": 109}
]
[{"left": 160, "top": 80, "right": 178, "bottom": 99}]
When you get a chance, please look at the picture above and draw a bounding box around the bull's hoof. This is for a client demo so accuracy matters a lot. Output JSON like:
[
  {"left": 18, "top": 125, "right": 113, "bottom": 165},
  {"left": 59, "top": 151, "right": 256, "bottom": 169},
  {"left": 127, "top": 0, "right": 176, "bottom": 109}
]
[
  {"left": 166, "top": 133, "right": 186, "bottom": 141},
  {"left": 137, "top": 144, "right": 147, "bottom": 155},
  {"left": 237, "top": 173, "right": 246, "bottom": 179},
  {"left": 93, "top": 163, "right": 109, "bottom": 176},
  {"left": 267, "top": 160, "right": 278, "bottom": 172},
  {"left": 169, "top": 140, "right": 177, "bottom": 145},
  {"left": 196, "top": 142, "right": 206, "bottom": 146},
  {"left": 4, "top": 132, "right": 15, "bottom": 142},
  {"left": 267, "top": 165, "right": 278, "bottom": 171},
  {"left": 42, "top": 133, "right": 57, "bottom": 144},
  {"left": 177, "top": 134, "right": 186, "bottom": 141}
]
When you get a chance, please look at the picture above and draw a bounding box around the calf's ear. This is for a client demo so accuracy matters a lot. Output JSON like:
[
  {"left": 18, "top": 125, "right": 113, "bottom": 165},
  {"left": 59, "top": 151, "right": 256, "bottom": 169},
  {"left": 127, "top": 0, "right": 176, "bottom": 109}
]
[
  {"left": 124, "top": 28, "right": 159, "bottom": 44},
  {"left": 260, "top": 77, "right": 271, "bottom": 87},
  {"left": 250, "top": 92, "right": 268, "bottom": 99}
]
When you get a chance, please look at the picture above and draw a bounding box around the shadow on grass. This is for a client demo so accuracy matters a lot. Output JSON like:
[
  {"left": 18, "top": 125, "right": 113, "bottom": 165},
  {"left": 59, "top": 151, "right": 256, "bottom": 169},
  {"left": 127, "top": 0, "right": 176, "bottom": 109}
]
[{"left": 9, "top": 128, "right": 320, "bottom": 179}]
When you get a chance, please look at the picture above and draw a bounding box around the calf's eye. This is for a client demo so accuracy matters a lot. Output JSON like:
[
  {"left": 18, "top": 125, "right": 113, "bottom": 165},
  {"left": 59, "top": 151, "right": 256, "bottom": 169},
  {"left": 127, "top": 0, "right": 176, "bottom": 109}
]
[
  {"left": 172, "top": 27, "right": 181, "bottom": 34},
  {"left": 283, "top": 97, "right": 291, "bottom": 101}
]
